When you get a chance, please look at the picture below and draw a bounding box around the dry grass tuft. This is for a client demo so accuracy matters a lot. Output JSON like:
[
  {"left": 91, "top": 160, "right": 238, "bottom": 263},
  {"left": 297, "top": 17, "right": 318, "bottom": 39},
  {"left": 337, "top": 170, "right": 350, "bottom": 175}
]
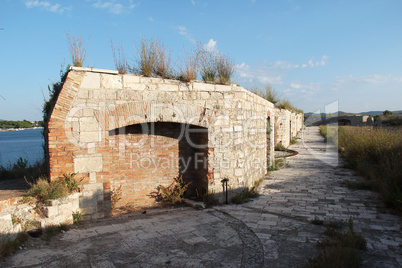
[
  {"left": 320, "top": 125, "right": 402, "bottom": 210},
  {"left": 154, "top": 39, "right": 173, "bottom": 79},
  {"left": 198, "top": 42, "right": 217, "bottom": 83},
  {"left": 178, "top": 46, "right": 199, "bottom": 83},
  {"left": 216, "top": 52, "right": 236, "bottom": 85},
  {"left": 110, "top": 40, "right": 128, "bottom": 74},
  {"left": 134, "top": 37, "right": 158, "bottom": 77},
  {"left": 67, "top": 33, "right": 88, "bottom": 67},
  {"left": 252, "top": 84, "right": 280, "bottom": 104}
]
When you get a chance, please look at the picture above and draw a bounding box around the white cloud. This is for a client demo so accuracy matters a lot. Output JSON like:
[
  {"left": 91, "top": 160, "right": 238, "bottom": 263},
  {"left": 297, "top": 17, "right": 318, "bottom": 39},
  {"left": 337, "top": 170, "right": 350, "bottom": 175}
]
[
  {"left": 92, "top": 0, "right": 136, "bottom": 14},
  {"left": 204, "top": 39, "right": 217, "bottom": 52},
  {"left": 236, "top": 62, "right": 282, "bottom": 85},
  {"left": 25, "top": 0, "right": 70, "bottom": 14},
  {"left": 148, "top": 16, "right": 154, "bottom": 22},
  {"left": 290, "top": 82, "right": 321, "bottom": 90},
  {"left": 334, "top": 74, "right": 402, "bottom": 85},
  {"left": 177, "top": 26, "right": 195, "bottom": 43},
  {"left": 307, "top": 55, "right": 328, "bottom": 67},
  {"left": 271, "top": 60, "right": 299, "bottom": 69},
  {"left": 178, "top": 26, "right": 188, "bottom": 35},
  {"left": 268, "top": 55, "right": 329, "bottom": 70},
  {"left": 290, "top": 82, "right": 302, "bottom": 89},
  {"left": 191, "top": 0, "right": 196, "bottom": 5},
  {"left": 25, "top": 0, "right": 50, "bottom": 8}
]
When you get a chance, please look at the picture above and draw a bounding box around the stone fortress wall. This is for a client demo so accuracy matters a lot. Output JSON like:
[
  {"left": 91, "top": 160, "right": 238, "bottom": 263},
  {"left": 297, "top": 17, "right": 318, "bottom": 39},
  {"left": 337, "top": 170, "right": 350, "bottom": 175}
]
[
  {"left": 0, "top": 67, "right": 304, "bottom": 235},
  {"left": 44, "top": 67, "right": 304, "bottom": 219}
]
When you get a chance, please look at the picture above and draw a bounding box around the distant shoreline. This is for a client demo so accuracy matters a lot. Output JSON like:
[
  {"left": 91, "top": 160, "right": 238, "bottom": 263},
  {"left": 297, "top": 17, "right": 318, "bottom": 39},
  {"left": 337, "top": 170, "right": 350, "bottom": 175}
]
[{"left": 0, "top": 127, "right": 44, "bottom": 132}]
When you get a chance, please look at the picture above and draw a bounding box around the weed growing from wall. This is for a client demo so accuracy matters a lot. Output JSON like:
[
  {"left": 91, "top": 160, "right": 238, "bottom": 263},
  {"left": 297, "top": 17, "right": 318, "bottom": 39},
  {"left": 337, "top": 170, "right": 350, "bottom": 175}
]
[
  {"left": 159, "top": 175, "right": 191, "bottom": 204},
  {"left": 24, "top": 174, "right": 81, "bottom": 204},
  {"left": 73, "top": 210, "right": 84, "bottom": 224},
  {"left": 198, "top": 42, "right": 217, "bottom": 83},
  {"left": 178, "top": 46, "right": 199, "bottom": 82},
  {"left": 111, "top": 185, "right": 122, "bottom": 209},
  {"left": 67, "top": 33, "right": 88, "bottom": 67},
  {"left": 216, "top": 52, "right": 236, "bottom": 85},
  {"left": 110, "top": 40, "right": 128, "bottom": 74},
  {"left": 154, "top": 39, "right": 174, "bottom": 79},
  {"left": 133, "top": 37, "right": 158, "bottom": 77}
]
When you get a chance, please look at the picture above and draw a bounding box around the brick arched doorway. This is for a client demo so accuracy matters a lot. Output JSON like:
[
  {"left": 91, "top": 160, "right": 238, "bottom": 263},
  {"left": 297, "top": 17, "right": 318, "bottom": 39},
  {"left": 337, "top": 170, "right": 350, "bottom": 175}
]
[{"left": 107, "top": 122, "right": 208, "bottom": 207}]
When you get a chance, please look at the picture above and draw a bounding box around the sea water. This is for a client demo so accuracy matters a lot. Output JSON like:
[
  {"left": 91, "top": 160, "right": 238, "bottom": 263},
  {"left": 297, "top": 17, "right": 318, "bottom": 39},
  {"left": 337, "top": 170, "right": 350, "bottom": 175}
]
[{"left": 0, "top": 128, "right": 44, "bottom": 167}]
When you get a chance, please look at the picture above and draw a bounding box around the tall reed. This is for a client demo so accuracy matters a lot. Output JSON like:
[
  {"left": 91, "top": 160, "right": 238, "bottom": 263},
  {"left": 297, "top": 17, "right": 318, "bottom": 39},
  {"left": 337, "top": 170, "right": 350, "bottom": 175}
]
[{"left": 321, "top": 125, "right": 402, "bottom": 210}]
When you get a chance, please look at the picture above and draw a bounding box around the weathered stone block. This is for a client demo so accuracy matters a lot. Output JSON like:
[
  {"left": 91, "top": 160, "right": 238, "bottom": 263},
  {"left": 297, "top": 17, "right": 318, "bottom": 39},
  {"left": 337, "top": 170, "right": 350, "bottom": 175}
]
[
  {"left": 123, "top": 75, "right": 141, "bottom": 88},
  {"left": 81, "top": 73, "right": 100, "bottom": 89},
  {"left": 215, "top": 84, "right": 232, "bottom": 92},
  {"left": 79, "top": 117, "right": 100, "bottom": 132},
  {"left": 77, "top": 89, "right": 89, "bottom": 99},
  {"left": 158, "top": 83, "right": 179, "bottom": 91},
  {"left": 101, "top": 74, "right": 122, "bottom": 89},
  {"left": 0, "top": 212, "right": 13, "bottom": 232},
  {"left": 192, "top": 82, "right": 215, "bottom": 91},
  {"left": 74, "top": 154, "right": 103, "bottom": 173},
  {"left": 79, "top": 131, "right": 101, "bottom": 143},
  {"left": 41, "top": 206, "right": 58, "bottom": 218}
]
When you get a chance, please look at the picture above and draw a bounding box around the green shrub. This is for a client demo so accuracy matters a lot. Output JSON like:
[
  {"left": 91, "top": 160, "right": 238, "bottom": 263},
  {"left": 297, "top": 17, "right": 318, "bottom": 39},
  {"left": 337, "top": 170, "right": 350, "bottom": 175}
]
[
  {"left": 25, "top": 174, "right": 81, "bottom": 204},
  {"left": 231, "top": 179, "right": 262, "bottom": 204},
  {"left": 267, "top": 165, "right": 279, "bottom": 172},
  {"left": 62, "top": 173, "right": 80, "bottom": 193},
  {"left": 43, "top": 67, "right": 69, "bottom": 124},
  {"left": 25, "top": 177, "right": 68, "bottom": 203},
  {"left": 275, "top": 144, "right": 286, "bottom": 151},
  {"left": 381, "top": 115, "right": 402, "bottom": 126},
  {"left": 72, "top": 210, "right": 83, "bottom": 224},
  {"left": 159, "top": 175, "right": 191, "bottom": 204},
  {"left": 231, "top": 188, "right": 250, "bottom": 204},
  {"left": 276, "top": 99, "right": 296, "bottom": 110},
  {"left": 290, "top": 138, "right": 298, "bottom": 145}
]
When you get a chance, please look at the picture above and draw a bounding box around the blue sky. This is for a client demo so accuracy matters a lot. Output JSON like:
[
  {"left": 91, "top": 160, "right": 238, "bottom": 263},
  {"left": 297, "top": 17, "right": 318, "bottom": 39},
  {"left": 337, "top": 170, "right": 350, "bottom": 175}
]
[{"left": 1, "top": 0, "right": 401, "bottom": 121}]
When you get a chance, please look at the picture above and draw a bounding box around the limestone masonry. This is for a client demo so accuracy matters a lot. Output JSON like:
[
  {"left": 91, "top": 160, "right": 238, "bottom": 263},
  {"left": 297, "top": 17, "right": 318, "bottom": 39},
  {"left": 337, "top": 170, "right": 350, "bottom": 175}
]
[{"left": 46, "top": 67, "right": 303, "bottom": 218}]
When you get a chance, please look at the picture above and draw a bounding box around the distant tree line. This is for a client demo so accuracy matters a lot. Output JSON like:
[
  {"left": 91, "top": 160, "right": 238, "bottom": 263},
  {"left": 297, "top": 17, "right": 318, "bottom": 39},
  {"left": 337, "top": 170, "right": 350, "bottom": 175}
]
[{"left": 0, "top": 120, "right": 44, "bottom": 129}]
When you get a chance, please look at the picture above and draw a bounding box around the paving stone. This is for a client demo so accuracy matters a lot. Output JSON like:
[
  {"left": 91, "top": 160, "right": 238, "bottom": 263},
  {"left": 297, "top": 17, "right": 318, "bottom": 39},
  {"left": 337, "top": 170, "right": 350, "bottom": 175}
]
[{"left": 3, "top": 126, "right": 401, "bottom": 267}]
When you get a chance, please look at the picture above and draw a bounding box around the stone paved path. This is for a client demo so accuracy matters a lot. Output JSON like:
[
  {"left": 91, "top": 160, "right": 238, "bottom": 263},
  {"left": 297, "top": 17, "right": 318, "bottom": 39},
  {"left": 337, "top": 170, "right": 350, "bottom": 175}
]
[
  {"left": 3, "top": 126, "right": 401, "bottom": 267},
  {"left": 218, "top": 126, "right": 402, "bottom": 267}
]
